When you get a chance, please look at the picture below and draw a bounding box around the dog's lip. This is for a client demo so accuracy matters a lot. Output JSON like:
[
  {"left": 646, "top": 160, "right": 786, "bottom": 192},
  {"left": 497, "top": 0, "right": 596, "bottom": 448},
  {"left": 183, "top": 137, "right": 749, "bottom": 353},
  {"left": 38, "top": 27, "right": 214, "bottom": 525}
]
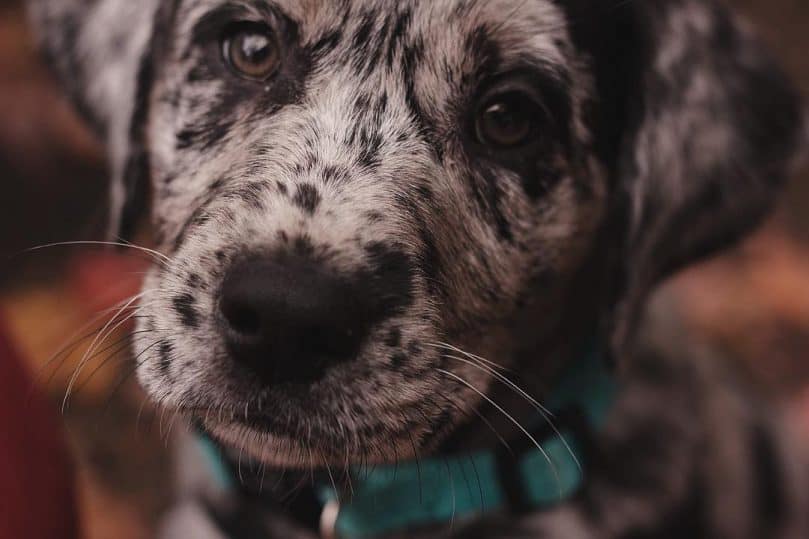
[{"left": 195, "top": 411, "right": 431, "bottom": 467}]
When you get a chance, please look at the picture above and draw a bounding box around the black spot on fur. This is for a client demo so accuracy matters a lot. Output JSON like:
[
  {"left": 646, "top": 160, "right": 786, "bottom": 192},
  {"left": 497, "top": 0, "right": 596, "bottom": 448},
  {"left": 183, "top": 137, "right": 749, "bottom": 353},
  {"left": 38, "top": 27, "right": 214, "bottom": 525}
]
[
  {"left": 357, "top": 130, "right": 384, "bottom": 170},
  {"left": 365, "top": 211, "right": 384, "bottom": 224},
  {"left": 186, "top": 273, "right": 203, "bottom": 289},
  {"left": 173, "top": 293, "right": 200, "bottom": 328},
  {"left": 292, "top": 235, "right": 316, "bottom": 256},
  {"left": 350, "top": 10, "right": 378, "bottom": 77},
  {"left": 321, "top": 165, "right": 346, "bottom": 185},
  {"left": 391, "top": 352, "right": 407, "bottom": 370},
  {"left": 465, "top": 24, "right": 501, "bottom": 76},
  {"left": 363, "top": 242, "right": 415, "bottom": 319},
  {"left": 385, "top": 328, "right": 402, "bottom": 348},
  {"left": 158, "top": 341, "right": 173, "bottom": 375},
  {"left": 209, "top": 178, "right": 225, "bottom": 192},
  {"left": 473, "top": 165, "right": 513, "bottom": 242},
  {"left": 399, "top": 36, "right": 444, "bottom": 162},
  {"left": 227, "top": 182, "right": 266, "bottom": 210},
  {"left": 117, "top": 3, "right": 179, "bottom": 241},
  {"left": 176, "top": 117, "right": 235, "bottom": 151},
  {"left": 293, "top": 183, "right": 321, "bottom": 215},
  {"left": 387, "top": 8, "right": 412, "bottom": 68},
  {"left": 415, "top": 185, "right": 433, "bottom": 202},
  {"left": 310, "top": 28, "right": 343, "bottom": 61}
]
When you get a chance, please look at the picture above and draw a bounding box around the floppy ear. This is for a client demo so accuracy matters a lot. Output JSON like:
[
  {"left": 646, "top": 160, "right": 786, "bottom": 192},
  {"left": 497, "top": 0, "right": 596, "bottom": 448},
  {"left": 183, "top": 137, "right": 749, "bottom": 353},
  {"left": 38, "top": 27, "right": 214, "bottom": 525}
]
[
  {"left": 27, "top": 0, "right": 162, "bottom": 240},
  {"left": 567, "top": 0, "right": 806, "bottom": 349}
]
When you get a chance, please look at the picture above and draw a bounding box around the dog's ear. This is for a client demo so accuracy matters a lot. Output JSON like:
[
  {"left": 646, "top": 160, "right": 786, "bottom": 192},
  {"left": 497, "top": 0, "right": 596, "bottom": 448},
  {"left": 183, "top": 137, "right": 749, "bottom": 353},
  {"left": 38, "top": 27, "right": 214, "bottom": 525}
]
[
  {"left": 27, "top": 0, "right": 163, "bottom": 241},
  {"left": 567, "top": 0, "right": 806, "bottom": 349}
]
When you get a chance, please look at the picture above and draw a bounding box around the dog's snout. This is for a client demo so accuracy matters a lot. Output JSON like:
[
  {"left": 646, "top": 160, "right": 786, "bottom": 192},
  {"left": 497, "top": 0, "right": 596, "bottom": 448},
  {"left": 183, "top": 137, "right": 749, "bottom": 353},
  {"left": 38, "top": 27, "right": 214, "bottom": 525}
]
[{"left": 218, "top": 256, "right": 376, "bottom": 385}]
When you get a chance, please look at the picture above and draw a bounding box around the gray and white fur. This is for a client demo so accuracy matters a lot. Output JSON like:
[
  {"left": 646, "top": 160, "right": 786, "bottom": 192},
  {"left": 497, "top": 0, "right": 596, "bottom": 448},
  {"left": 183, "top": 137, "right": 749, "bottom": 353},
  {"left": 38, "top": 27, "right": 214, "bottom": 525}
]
[{"left": 28, "top": 0, "right": 809, "bottom": 537}]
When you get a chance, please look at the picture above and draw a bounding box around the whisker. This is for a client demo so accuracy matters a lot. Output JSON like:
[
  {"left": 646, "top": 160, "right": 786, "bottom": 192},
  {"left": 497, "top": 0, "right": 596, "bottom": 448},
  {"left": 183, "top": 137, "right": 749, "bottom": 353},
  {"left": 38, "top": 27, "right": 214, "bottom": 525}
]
[
  {"left": 436, "top": 368, "right": 563, "bottom": 497},
  {"left": 62, "top": 293, "right": 145, "bottom": 412},
  {"left": 114, "top": 237, "right": 172, "bottom": 265},
  {"left": 322, "top": 452, "right": 340, "bottom": 504},
  {"left": 37, "top": 292, "right": 154, "bottom": 377},
  {"left": 73, "top": 330, "right": 171, "bottom": 394},
  {"left": 439, "top": 393, "right": 512, "bottom": 456},
  {"left": 444, "top": 459, "right": 457, "bottom": 531},
  {"left": 426, "top": 342, "right": 512, "bottom": 373},
  {"left": 442, "top": 354, "right": 580, "bottom": 472},
  {"left": 101, "top": 338, "right": 169, "bottom": 416},
  {"left": 21, "top": 240, "right": 170, "bottom": 265},
  {"left": 402, "top": 414, "right": 423, "bottom": 504}
]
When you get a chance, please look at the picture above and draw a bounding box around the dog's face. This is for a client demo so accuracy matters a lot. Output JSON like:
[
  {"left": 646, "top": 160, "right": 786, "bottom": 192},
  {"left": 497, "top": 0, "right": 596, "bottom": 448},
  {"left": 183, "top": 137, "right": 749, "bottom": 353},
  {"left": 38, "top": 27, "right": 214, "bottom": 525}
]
[
  {"left": 30, "top": 0, "right": 804, "bottom": 467},
  {"left": 139, "top": 0, "right": 606, "bottom": 465}
]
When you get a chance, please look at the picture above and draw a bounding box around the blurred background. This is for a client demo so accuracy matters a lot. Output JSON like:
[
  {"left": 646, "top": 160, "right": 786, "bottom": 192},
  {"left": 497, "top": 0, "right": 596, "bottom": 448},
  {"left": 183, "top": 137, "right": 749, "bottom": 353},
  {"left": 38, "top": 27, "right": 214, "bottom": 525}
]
[{"left": 0, "top": 0, "right": 807, "bottom": 537}]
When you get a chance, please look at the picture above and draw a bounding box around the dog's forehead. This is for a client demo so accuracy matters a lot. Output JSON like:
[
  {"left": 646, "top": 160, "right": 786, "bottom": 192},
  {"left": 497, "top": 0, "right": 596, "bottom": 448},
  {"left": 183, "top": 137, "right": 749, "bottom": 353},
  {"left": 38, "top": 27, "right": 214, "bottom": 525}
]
[{"left": 175, "top": 0, "right": 570, "bottom": 65}]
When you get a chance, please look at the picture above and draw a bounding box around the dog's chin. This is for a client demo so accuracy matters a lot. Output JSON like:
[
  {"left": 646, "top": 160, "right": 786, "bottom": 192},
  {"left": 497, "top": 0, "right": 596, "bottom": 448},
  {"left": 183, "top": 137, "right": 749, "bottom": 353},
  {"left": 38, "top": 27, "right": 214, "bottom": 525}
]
[{"left": 199, "top": 416, "right": 433, "bottom": 469}]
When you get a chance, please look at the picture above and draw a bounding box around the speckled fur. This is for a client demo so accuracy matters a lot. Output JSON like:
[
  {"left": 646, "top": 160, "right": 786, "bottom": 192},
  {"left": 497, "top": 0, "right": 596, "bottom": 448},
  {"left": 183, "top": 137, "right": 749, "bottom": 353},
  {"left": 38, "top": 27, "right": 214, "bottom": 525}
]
[{"left": 29, "top": 0, "right": 808, "bottom": 537}]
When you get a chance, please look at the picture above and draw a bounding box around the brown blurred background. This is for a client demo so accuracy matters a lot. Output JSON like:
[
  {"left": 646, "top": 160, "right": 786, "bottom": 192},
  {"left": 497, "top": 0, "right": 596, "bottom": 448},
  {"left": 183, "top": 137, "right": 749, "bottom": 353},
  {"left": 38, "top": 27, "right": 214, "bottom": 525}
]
[{"left": 0, "top": 1, "right": 807, "bottom": 538}]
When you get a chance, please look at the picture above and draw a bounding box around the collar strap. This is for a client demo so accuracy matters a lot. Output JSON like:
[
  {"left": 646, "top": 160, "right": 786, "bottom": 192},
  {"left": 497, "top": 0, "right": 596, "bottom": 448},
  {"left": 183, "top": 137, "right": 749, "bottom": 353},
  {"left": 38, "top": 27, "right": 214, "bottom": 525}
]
[{"left": 197, "top": 345, "right": 617, "bottom": 539}]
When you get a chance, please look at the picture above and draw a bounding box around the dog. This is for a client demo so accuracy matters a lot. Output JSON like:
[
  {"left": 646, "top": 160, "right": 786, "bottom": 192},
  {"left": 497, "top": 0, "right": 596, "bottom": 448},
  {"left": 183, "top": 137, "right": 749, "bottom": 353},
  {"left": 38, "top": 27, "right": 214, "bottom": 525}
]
[{"left": 29, "top": 0, "right": 809, "bottom": 537}]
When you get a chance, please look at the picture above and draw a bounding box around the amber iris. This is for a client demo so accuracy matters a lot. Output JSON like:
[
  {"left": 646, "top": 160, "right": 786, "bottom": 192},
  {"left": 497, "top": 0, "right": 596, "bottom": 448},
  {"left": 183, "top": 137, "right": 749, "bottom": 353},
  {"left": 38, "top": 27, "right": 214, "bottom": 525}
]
[{"left": 222, "top": 24, "right": 279, "bottom": 81}]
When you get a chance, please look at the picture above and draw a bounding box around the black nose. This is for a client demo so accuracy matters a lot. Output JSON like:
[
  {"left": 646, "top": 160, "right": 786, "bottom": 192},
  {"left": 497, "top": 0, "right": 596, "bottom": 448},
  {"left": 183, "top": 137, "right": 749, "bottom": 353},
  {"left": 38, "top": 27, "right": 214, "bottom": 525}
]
[{"left": 218, "top": 255, "right": 377, "bottom": 385}]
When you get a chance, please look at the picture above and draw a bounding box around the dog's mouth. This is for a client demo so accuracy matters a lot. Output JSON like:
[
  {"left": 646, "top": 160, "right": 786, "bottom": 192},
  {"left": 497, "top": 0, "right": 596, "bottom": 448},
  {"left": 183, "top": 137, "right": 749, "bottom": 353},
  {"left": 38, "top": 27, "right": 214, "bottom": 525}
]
[{"left": 185, "top": 387, "right": 452, "bottom": 467}]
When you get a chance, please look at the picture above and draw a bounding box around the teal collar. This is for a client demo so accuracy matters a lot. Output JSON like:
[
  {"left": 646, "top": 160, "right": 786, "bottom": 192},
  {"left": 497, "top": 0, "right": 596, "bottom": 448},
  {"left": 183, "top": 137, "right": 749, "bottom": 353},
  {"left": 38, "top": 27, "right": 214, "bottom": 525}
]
[{"left": 197, "top": 346, "right": 618, "bottom": 539}]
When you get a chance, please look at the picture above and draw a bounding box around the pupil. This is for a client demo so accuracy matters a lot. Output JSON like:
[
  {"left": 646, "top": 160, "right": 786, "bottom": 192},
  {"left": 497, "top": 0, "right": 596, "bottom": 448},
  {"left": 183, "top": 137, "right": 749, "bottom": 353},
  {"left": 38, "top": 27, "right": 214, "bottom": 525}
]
[
  {"left": 488, "top": 103, "right": 516, "bottom": 131},
  {"left": 240, "top": 33, "right": 270, "bottom": 63},
  {"left": 484, "top": 101, "right": 529, "bottom": 145}
]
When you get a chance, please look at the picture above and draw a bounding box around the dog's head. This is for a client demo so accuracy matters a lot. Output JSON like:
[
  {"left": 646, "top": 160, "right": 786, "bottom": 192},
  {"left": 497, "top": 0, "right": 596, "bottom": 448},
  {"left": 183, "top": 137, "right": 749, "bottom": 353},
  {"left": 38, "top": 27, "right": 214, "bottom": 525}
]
[{"left": 31, "top": 0, "right": 804, "bottom": 466}]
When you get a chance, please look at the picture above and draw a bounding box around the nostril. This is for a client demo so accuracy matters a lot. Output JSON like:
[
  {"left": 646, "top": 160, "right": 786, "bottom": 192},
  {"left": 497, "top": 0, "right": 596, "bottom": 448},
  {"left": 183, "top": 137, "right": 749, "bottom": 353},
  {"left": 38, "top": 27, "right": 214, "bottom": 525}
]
[{"left": 220, "top": 298, "right": 262, "bottom": 338}]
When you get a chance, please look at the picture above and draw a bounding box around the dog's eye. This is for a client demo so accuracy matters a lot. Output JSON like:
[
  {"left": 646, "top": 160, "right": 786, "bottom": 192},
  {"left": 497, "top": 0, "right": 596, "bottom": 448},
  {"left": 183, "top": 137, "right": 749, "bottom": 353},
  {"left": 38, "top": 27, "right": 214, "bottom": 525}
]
[
  {"left": 222, "top": 23, "right": 279, "bottom": 81},
  {"left": 474, "top": 91, "right": 544, "bottom": 149}
]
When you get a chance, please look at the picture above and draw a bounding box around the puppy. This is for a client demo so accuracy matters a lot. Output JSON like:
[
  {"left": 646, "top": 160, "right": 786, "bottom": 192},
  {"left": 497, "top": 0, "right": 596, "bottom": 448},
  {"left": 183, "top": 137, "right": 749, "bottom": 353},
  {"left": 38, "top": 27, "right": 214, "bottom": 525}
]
[{"left": 29, "top": 0, "right": 808, "bottom": 537}]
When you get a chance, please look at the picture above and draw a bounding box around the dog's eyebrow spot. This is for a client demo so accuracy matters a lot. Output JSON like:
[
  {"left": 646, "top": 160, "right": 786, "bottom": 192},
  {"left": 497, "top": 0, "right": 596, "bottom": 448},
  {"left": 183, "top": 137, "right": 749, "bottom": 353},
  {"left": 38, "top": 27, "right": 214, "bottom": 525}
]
[
  {"left": 172, "top": 293, "right": 200, "bottom": 328},
  {"left": 292, "top": 183, "right": 321, "bottom": 214}
]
